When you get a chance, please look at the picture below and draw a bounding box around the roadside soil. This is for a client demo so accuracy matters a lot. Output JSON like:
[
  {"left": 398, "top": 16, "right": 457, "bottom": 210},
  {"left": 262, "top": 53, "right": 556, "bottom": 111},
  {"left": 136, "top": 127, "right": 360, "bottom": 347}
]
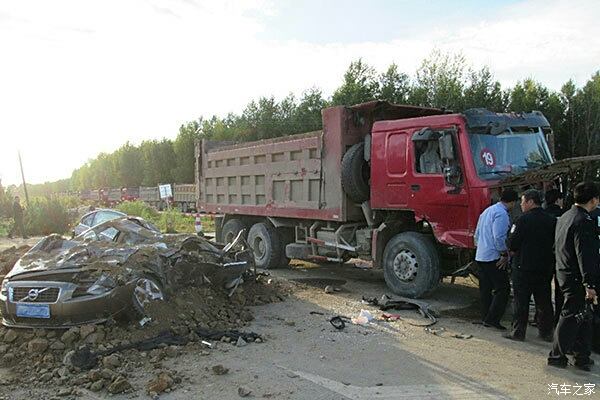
[{"left": 1, "top": 236, "right": 599, "bottom": 399}]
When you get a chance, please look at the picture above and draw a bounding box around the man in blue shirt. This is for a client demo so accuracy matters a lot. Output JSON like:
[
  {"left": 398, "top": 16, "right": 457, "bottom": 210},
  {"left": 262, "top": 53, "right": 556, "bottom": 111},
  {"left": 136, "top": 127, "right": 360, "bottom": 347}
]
[{"left": 474, "top": 188, "right": 519, "bottom": 330}]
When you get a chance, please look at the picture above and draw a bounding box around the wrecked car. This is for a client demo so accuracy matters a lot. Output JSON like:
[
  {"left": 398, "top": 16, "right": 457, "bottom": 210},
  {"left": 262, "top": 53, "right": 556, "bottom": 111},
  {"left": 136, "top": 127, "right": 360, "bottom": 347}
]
[{"left": 0, "top": 216, "right": 253, "bottom": 328}]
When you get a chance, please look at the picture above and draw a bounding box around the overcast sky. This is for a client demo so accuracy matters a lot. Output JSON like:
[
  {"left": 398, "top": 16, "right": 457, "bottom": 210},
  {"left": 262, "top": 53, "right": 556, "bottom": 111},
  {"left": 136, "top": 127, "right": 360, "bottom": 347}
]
[{"left": 1, "top": 0, "right": 599, "bottom": 185}]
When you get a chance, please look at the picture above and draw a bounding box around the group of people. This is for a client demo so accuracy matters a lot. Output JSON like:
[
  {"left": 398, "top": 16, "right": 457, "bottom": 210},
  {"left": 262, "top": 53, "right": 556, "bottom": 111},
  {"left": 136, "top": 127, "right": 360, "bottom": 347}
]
[{"left": 475, "top": 182, "right": 600, "bottom": 371}]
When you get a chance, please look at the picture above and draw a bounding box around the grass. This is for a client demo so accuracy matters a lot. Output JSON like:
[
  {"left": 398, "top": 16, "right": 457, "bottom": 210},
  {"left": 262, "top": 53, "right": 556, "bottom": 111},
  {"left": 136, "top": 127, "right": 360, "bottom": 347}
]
[{"left": 116, "top": 200, "right": 215, "bottom": 233}]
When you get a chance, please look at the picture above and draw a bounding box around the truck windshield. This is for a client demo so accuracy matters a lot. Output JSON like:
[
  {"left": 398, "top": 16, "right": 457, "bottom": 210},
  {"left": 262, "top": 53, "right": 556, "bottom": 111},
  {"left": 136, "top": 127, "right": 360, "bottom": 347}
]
[{"left": 468, "top": 130, "right": 552, "bottom": 180}]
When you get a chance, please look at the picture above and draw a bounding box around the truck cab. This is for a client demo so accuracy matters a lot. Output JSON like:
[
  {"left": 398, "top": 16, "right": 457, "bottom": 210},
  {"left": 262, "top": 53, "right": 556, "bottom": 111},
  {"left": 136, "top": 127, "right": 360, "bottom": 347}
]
[{"left": 370, "top": 109, "right": 553, "bottom": 249}]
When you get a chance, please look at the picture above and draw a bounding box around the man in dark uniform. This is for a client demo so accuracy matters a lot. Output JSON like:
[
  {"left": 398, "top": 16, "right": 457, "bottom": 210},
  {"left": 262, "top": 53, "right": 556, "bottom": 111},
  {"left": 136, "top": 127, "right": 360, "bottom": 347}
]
[
  {"left": 505, "top": 189, "right": 556, "bottom": 341},
  {"left": 548, "top": 182, "right": 600, "bottom": 370},
  {"left": 544, "top": 188, "right": 565, "bottom": 218},
  {"left": 545, "top": 188, "right": 566, "bottom": 325},
  {"left": 8, "top": 195, "right": 27, "bottom": 239}
]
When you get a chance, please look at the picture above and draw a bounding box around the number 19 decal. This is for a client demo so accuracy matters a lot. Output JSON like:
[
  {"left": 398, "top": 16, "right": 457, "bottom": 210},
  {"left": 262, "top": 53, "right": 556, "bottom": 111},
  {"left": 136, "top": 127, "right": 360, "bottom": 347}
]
[{"left": 480, "top": 148, "right": 496, "bottom": 167}]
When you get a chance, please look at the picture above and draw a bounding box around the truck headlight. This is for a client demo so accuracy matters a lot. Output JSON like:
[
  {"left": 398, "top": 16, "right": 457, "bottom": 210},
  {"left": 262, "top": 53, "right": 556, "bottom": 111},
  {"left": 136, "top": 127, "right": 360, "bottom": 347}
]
[
  {"left": 87, "top": 274, "right": 116, "bottom": 295},
  {"left": 0, "top": 279, "right": 8, "bottom": 299}
]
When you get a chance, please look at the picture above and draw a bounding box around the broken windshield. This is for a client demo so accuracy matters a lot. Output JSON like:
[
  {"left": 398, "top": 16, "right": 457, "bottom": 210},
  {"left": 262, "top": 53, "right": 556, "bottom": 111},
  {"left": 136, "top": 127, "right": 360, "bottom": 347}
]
[{"left": 468, "top": 130, "right": 552, "bottom": 180}]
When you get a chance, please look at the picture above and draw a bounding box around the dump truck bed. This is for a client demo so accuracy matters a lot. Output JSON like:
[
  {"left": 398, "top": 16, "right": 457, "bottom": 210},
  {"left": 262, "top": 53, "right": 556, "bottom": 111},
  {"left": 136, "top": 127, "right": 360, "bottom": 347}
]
[{"left": 195, "top": 101, "right": 445, "bottom": 223}]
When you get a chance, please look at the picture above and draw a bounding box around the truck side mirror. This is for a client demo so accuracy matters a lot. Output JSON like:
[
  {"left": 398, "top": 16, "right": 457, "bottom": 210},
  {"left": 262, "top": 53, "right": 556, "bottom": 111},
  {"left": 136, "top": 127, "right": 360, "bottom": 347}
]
[{"left": 439, "top": 133, "right": 454, "bottom": 160}]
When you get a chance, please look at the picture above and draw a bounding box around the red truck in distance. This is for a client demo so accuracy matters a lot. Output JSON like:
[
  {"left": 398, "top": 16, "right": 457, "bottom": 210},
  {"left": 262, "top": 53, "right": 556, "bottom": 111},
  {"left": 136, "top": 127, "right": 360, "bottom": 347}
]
[{"left": 195, "top": 101, "right": 554, "bottom": 298}]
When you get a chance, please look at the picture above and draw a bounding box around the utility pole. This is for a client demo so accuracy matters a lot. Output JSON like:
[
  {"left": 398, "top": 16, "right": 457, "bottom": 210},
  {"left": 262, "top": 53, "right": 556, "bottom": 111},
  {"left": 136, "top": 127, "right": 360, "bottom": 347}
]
[{"left": 18, "top": 151, "right": 30, "bottom": 207}]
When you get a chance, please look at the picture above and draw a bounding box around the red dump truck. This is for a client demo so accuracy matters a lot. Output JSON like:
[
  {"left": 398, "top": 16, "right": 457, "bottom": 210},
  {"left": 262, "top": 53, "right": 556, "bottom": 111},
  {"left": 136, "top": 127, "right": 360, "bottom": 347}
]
[{"left": 195, "top": 101, "right": 555, "bottom": 297}]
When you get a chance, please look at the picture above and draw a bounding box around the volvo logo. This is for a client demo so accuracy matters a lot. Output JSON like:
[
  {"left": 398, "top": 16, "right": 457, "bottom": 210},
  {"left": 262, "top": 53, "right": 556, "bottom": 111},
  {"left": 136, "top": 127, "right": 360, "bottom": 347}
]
[
  {"left": 18, "top": 287, "right": 50, "bottom": 302},
  {"left": 27, "top": 288, "right": 40, "bottom": 301}
]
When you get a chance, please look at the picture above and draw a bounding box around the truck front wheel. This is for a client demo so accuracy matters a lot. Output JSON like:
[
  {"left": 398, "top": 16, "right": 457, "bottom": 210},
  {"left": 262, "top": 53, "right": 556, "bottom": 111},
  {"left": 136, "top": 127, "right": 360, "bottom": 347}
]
[
  {"left": 248, "top": 222, "right": 282, "bottom": 269},
  {"left": 382, "top": 232, "right": 440, "bottom": 298}
]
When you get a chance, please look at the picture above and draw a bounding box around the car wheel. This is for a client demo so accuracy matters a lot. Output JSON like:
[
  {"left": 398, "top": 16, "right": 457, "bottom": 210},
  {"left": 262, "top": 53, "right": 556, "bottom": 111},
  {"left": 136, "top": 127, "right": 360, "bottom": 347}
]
[{"left": 130, "top": 276, "right": 165, "bottom": 319}]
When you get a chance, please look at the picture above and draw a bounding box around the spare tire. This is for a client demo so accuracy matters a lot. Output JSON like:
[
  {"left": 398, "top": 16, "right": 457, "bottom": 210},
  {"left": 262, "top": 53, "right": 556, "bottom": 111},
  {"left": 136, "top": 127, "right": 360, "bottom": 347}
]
[{"left": 341, "top": 142, "right": 370, "bottom": 203}]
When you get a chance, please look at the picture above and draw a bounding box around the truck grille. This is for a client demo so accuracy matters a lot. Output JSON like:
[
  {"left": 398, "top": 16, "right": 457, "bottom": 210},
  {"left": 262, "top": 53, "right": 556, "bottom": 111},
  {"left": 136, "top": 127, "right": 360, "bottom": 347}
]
[{"left": 12, "top": 287, "right": 60, "bottom": 303}]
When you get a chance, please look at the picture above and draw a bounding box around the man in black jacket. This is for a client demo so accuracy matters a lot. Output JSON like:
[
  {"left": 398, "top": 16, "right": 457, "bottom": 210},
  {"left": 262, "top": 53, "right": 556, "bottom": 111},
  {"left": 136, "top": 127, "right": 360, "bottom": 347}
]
[
  {"left": 505, "top": 189, "right": 556, "bottom": 341},
  {"left": 548, "top": 182, "right": 600, "bottom": 370},
  {"left": 544, "top": 189, "right": 564, "bottom": 218}
]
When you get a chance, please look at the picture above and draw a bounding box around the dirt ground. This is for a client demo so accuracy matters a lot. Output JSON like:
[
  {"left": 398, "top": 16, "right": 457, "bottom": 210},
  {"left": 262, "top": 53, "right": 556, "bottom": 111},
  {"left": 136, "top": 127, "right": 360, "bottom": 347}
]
[{"left": 1, "top": 236, "right": 600, "bottom": 399}]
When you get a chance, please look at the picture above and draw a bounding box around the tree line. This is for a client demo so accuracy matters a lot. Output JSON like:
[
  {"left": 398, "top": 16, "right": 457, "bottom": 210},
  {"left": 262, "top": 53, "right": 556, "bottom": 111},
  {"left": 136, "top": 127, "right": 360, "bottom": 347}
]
[{"left": 14, "top": 50, "right": 600, "bottom": 196}]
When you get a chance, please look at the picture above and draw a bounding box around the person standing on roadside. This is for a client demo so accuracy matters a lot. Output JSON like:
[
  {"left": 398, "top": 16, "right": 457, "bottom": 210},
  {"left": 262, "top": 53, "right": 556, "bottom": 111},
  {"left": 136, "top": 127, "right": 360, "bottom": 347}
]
[
  {"left": 474, "top": 188, "right": 519, "bottom": 330},
  {"left": 545, "top": 188, "right": 566, "bottom": 325},
  {"left": 504, "top": 189, "right": 556, "bottom": 342},
  {"left": 8, "top": 195, "right": 27, "bottom": 239},
  {"left": 548, "top": 182, "right": 600, "bottom": 371},
  {"left": 544, "top": 188, "right": 565, "bottom": 218}
]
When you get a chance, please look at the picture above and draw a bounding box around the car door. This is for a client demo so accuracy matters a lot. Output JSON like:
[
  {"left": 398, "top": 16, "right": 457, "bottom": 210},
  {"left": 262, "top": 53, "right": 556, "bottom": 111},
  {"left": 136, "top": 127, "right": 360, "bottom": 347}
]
[{"left": 407, "top": 126, "right": 471, "bottom": 246}]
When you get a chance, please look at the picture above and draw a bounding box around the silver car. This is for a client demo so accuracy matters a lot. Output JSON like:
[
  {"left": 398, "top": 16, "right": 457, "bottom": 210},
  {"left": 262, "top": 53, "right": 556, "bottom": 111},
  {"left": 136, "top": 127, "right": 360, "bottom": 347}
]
[{"left": 72, "top": 209, "right": 125, "bottom": 237}]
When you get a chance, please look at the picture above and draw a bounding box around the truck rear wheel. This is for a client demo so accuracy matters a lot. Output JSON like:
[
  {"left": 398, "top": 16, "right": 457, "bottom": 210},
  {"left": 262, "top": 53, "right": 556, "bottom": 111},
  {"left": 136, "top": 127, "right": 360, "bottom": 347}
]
[
  {"left": 222, "top": 219, "right": 246, "bottom": 244},
  {"left": 382, "top": 232, "right": 440, "bottom": 298},
  {"left": 341, "top": 142, "right": 370, "bottom": 203},
  {"left": 248, "top": 222, "right": 282, "bottom": 269}
]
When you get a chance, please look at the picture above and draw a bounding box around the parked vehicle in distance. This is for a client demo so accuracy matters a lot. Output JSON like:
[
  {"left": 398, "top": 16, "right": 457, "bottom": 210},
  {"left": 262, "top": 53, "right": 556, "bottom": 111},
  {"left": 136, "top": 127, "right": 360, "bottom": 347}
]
[
  {"left": 195, "top": 100, "right": 559, "bottom": 298},
  {"left": 72, "top": 209, "right": 126, "bottom": 237}
]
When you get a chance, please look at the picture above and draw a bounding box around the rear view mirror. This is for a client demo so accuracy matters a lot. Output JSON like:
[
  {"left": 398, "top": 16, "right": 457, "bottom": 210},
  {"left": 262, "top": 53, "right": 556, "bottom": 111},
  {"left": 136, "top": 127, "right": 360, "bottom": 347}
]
[{"left": 439, "top": 133, "right": 455, "bottom": 160}]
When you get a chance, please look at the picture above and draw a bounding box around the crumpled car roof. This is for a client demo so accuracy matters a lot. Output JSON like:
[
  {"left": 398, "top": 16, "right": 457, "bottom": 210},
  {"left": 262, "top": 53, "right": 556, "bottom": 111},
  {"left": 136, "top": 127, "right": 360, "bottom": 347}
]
[{"left": 6, "top": 217, "right": 225, "bottom": 282}]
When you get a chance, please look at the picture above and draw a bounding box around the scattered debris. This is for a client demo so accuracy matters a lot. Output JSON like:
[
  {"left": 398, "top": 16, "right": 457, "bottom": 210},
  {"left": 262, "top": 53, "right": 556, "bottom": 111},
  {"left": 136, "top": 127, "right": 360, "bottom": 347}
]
[
  {"left": 238, "top": 386, "right": 252, "bottom": 397},
  {"left": 212, "top": 365, "right": 229, "bottom": 375},
  {"left": 324, "top": 285, "right": 335, "bottom": 294},
  {"left": 454, "top": 333, "right": 473, "bottom": 339},
  {"left": 329, "top": 316, "right": 348, "bottom": 330},
  {"left": 146, "top": 372, "right": 174, "bottom": 394},
  {"left": 363, "top": 295, "right": 438, "bottom": 326},
  {"left": 0, "top": 245, "right": 30, "bottom": 275},
  {"left": 351, "top": 309, "right": 374, "bottom": 325},
  {"left": 424, "top": 327, "right": 446, "bottom": 336}
]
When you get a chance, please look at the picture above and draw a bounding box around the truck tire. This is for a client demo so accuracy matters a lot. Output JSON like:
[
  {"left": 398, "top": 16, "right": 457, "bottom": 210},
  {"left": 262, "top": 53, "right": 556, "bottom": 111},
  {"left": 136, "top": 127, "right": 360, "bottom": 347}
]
[
  {"left": 222, "top": 219, "right": 246, "bottom": 244},
  {"left": 341, "top": 142, "right": 370, "bottom": 203},
  {"left": 382, "top": 232, "right": 440, "bottom": 298},
  {"left": 248, "top": 222, "right": 282, "bottom": 269}
]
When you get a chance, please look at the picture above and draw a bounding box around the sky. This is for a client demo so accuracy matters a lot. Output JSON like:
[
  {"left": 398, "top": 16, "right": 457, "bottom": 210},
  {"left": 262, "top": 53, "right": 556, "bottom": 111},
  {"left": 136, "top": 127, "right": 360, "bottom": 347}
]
[{"left": 0, "top": 0, "right": 599, "bottom": 185}]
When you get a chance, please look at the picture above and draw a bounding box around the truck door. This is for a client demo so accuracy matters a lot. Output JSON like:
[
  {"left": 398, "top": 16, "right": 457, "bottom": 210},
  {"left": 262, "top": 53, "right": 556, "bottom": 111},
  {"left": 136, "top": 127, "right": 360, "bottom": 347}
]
[{"left": 408, "top": 126, "right": 470, "bottom": 247}]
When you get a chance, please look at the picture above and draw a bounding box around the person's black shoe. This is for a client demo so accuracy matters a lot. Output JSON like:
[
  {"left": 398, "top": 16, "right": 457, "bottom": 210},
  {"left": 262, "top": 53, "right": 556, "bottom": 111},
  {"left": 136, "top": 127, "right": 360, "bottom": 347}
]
[
  {"left": 574, "top": 358, "right": 594, "bottom": 371},
  {"left": 503, "top": 333, "right": 524, "bottom": 341},
  {"left": 547, "top": 359, "right": 568, "bottom": 369},
  {"left": 538, "top": 333, "right": 553, "bottom": 342},
  {"left": 483, "top": 321, "right": 507, "bottom": 330},
  {"left": 573, "top": 362, "right": 593, "bottom": 372}
]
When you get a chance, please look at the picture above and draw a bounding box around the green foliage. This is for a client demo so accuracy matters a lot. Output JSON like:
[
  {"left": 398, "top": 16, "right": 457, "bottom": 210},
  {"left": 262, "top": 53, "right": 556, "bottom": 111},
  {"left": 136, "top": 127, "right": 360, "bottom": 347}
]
[
  {"left": 157, "top": 208, "right": 195, "bottom": 233},
  {"left": 172, "top": 121, "right": 201, "bottom": 183},
  {"left": 331, "top": 59, "right": 380, "bottom": 106},
  {"left": 115, "top": 200, "right": 159, "bottom": 221},
  {"left": 115, "top": 201, "right": 196, "bottom": 233},
  {"left": 24, "top": 197, "right": 72, "bottom": 236}
]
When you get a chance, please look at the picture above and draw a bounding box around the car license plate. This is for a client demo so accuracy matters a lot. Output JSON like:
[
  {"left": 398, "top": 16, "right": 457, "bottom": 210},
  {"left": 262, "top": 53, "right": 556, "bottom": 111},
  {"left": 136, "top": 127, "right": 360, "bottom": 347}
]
[{"left": 16, "top": 304, "right": 50, "bottom": 319}]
